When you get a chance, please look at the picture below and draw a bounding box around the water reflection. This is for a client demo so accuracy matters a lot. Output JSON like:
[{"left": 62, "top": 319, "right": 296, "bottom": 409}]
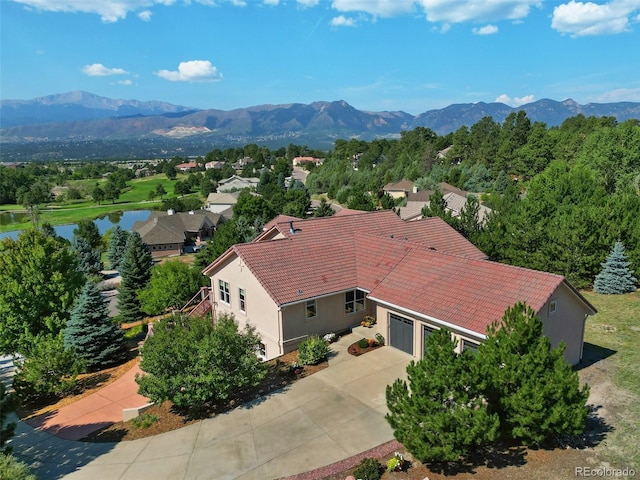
[{"left": 0, "top": 210, "right": 151, "bottom": 241}]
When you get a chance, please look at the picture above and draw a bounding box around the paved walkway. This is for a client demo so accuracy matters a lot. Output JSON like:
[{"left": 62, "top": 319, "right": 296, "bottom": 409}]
[
  {"left": 23, "top": 363, "right": 150, "bottom": 441},
  {"left": 10, "top": 332, "right": 411, "bottom": 480}
]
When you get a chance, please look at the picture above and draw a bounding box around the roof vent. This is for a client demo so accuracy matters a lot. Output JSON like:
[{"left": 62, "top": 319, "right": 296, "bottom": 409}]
[
  {"left": 188, "top": 210, "right": 195, "bottom": 215},
  {"left": 289, "top": 220, "right": 295, "bottom": 234},
  {"left": 297, "top": 289, "right": 303, "bottom": 295},
  {"left": 167, "top": 209, "right": 175, "bottom": 215}
]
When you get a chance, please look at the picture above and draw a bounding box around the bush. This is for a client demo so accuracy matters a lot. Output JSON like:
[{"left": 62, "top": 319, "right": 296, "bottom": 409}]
[
  {"left": 375, "top": 333, "right": 385, "bottom": 346},
  {"left": 14, "top": 334, "right": 84, "bottom": 401},
  {"left": 131, "top": 413, "right": 158, "bottom": 429},
  {"left": 357, "top": 337, "right": 369, "bottom": 349},
  {"left": 297, "top": 335, "right": 329, "bottom": 365},
  {"left": 353, "top": 457, "right": 382, "bottom": 480},
  {"left": 0, "top": 454, "right": 37, "bottom": 480}
]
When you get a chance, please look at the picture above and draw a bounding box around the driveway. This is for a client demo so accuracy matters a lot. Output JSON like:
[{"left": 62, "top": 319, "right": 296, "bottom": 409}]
[{"left": 10, "top": 332, "right": 411, "bottom": 480}]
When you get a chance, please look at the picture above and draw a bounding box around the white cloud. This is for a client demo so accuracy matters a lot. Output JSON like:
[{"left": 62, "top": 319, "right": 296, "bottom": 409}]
[
  {"left": 297, "top": 0, "right": 319, "bottom": 6},
  {"left": 331, "top": 15, "right": 357, "bottom": 27},
  {"left": 472, "top": 24, "right": 498, "bottom": 34},
  {"left": 495, "top": 94, "right": 535, "bottom": 106},
  {"left": 592, "top": 87, "right": 640, "bottom": 102},
  {"left": 417, "top": 0, "right": 541, "bottom": 23},
  {"left": 331, "top": 0, "right": 414, "bottom": 17},
  {"left": 155, "top": 60, "right": 223, "bottom": 82},
  {"left": 118, "top": 79, "right": 133, "bottom": 85},
  {"left": 263, "top": 0, "right": 279, "bottom": 5},
  {"left": 551, "top": 0, "right": 640, "bottom": 37},
  {"left": 137, "top": 9, "right": 152, "bottom": 21},
  {"left": 82, "top": 63, "right": 128, "bottom": 76}
]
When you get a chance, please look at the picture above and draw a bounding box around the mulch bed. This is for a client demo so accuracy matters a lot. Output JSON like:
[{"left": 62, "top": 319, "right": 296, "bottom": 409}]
[
  {"left": 347, "top": 339, "right": 383, "bottom": 356},
  {"left": 80, "top": 350, "right": 328, "bottom": 442}
]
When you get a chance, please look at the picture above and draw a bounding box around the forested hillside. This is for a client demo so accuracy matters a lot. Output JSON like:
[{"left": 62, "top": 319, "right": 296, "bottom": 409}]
[{"left": 306, "top": 113, "right": 640, "bottom": 289}]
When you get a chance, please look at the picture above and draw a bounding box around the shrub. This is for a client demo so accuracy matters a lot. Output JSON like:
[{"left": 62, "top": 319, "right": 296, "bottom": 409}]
[
  {"left": 353, "top": 457, "right": 382, "bottom": 480},
  {"left": 0, "top": 454, "right": 37, "bottom": 480},
  {"left": 297, "top": 335, "right": 329, "bottom": 365},
  {"left": 131, "top": 413, "right": 159, "bottom": 429},
  {"left": 357, "top": 337, "right": 369, "bottom": 349},
  {"left": 375, "top": 333, "right": 385, "bottom": 346},
  {"left": 14, "top": 334, "right": 84, "bottom": 401}
]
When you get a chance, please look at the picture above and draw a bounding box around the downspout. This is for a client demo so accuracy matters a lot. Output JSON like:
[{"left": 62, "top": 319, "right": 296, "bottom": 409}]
[{"left": 278, "top": 307, "right": 284, "bottom": 356}]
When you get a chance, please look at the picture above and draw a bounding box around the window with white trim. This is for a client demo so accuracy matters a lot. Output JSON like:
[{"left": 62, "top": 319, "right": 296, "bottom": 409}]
[
  {"left": 218, "top": 279, "right": 230, "bottom": 304},
  {"left": 239, "top": 288, "right": 246, "bottom": 312},
  {"left": 306, "top": 299, "right": 317, "bottom": 319},
  {"left": 345, "top": 289, "right": 365, "bottom": 314},
  {"left": 549, "top": 299, "right": 558, "bottom": 315},
  {"left": 463, "top": 339, "right": 480, "bottom": 354}
]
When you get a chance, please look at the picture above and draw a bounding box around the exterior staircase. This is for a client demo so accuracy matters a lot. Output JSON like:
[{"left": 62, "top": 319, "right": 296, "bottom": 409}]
[{"left": 181, "top": 287, "right": 213, "bottom": 318}]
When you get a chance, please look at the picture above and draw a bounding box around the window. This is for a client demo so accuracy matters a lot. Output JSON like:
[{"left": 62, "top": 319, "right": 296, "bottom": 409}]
[
  {"left": 345, "top": 289, "right": 366, "bottom": 314},
  {"left": 549, "top": 299, "right": 558, "bottom": 315},
  {"left": 306, "top": 299, "right": 317, "bottom": 318},
  {"left": 239, "top": 288, "right": 246, "bottom": 312},
  {"left": 218, "top": 279, "right": 230, "bottom": 304},
  {"left": 463, "top": 339, "right": 480, "bottom": 354},
  {"left": 423, "top": 325, "right": 436, "bottom": 353}
]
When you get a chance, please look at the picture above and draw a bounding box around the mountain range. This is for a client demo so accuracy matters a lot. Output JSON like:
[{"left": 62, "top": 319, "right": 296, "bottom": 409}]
[{"left": 1, "top": 91, "right": 639, "bottom": 160}]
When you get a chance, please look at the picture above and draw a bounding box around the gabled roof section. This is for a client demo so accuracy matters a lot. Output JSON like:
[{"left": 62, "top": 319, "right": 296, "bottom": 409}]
[
  {"left": 133, "top": 211, "right": 221, "bottom": 245},
  {"left": 368, "top": 246, "right": 569, "bottom": 336}
]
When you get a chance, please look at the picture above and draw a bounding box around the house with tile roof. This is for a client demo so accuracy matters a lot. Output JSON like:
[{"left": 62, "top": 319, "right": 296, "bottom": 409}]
[
  {"left": 132, "top": 210, "right": 223, "bottom": 258},
  {"left": 205, "top": 191, "right": 240, "bottom": 217},
  {"left": 383, "top": 179, "right": 415, "bottom": 199},
  {"left": 399, "top": 183, "right": 491, "bottom": 222},
  {"left": 201, "top": 210, "right": 595, "bottom": 365},
  {"left": 217, "top": 175, "right": 260, "bottom": 192}
]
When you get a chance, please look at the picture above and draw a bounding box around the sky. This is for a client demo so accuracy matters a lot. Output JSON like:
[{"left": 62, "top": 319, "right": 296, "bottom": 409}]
[{"left": 1, "top": 0, "right": 640, "bottom": 115}]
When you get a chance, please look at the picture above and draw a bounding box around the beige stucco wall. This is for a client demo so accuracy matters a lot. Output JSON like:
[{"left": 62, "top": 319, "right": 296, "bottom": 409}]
[
  {"left": 374, "top": 282, "right": 588, "bottom": 365},
  {"left": 281, "top": 290, "right": 373, "bottom": 353},
  {"left": 209, "top": 255, "right": 282, "bottom": 360},
  {"left": 148, "top": 244, "right": 182, "bottom": 258},
  {"left": 538, "top": 283, "right": 587, "bottom": 365}
]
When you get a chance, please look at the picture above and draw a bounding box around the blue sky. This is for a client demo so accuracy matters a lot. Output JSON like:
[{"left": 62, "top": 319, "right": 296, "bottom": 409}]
[{"left": 2, "top": 0, "right": 640, "bottom": 115}]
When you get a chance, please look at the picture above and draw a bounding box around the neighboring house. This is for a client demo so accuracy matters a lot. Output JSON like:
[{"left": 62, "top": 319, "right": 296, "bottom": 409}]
[
  {"left": 201, "top": 210, "right": 595, "bottom": 365},
  {"left": 292, "top": 156, "right": 324, "bottom": 167},
  {"left": 205, "top": 192, "right": 239, "bottom": 216},
  {"left": 217, "top": 175, "right": 260, "bottom": 192},
  {"left": 383, "top": 180, "right": 415, "bottom": 199},
  {"left": 176, "top": 162, "right": 198, "bottom": 172},
  {"left": 132, "top": 209, "right": 223, "bottom": 258},
  {"left": 400, "top": 183, "right": 491, "bottom": 222},
  {"left": 232, "top": 157, "right": 255, "bottom": 170},
  {"left": 205, "top": 161, "right": 224, "bottom": 170}
]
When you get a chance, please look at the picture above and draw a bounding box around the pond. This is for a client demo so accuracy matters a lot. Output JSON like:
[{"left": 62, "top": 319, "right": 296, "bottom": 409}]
[{"left": 0, "top": 210, "right": 152, "bottom": 241}]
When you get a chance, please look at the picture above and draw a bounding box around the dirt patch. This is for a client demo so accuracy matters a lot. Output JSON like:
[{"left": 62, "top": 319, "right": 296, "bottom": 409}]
[{"left": 80, "top": 350, "right": 328, "bottom": 442}]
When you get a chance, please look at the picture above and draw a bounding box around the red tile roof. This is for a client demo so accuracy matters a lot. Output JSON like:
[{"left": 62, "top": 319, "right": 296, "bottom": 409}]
[{"left": 203, "top": 210, "right": 594, "bottom": 336}]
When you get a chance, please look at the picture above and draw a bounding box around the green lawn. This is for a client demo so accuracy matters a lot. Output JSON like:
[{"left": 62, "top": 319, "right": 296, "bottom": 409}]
[
  {"left": 581, "top": 290, "right": 640, "bottom": 469},
  {"left": 0, "top": 174, "right": 202, "bottom": 233}
]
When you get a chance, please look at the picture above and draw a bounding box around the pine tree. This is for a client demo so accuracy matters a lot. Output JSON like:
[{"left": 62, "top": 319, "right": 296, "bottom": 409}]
[
  {"left": 313, "top": 198, "right": 335, "bottom": 217},
  {"left": 64, "top": 282, "right": 127, "bottom": 370},
  {"left": 594, "top": 240, "right": 637, "bottom": 294},
  {"left": 117, "top": 232, "right": 153, "bottom": 323},
  {"left": 476, "top": 302, "right": 590, "bottom": 445},
  {"left": 386, "top": 329, "right": 499, "bottom": 462},
  {"left": 72, "top": 237, "right": 103, "bottom": 277},
  {"left": 107, "top": 226, "right": 129, "bottom": 271}
]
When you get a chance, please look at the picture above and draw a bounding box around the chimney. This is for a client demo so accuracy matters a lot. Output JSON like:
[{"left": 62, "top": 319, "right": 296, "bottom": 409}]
[
  {"left": 167, "top": 209, "right": 175, "bottom": 215},
  {"left": 289, "top": 220, "right": 295, "bottom": 234}
]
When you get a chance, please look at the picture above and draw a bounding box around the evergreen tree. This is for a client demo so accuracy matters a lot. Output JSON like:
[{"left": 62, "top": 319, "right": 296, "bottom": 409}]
[
  {"left": 593, "top": 240, "right": 637, "bottom": 294},
  {"left": 117, "top": 232, "right": 153, "bottom": 323},
  {"left": 72, "top": 237, "right": 103, "bottom": 277},
  {"left": 458, "top": 195, "right": 481, "bottom": 243},
  {"left": 64, "top": 282, "right": 127, "bottom": 370},
  {"left": 476, "top": 302, "right": 590, "bottom": 445},
  {"left": 107, "top": 226, "right": 129, "bottom": 271},
  {"left": 313, "top": 198, "right": 335, "bottom": 217},
  {"left": 386, "top": 329, "right": 499, "bottom": 463}
]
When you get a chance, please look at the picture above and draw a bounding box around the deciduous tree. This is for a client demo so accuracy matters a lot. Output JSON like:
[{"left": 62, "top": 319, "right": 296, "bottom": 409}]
[
  {"left": 139, "top": 261, "right": 206, "bottom": 315},
  {"left": 0, "top": 229, "right": 84, "bottom": 354}
]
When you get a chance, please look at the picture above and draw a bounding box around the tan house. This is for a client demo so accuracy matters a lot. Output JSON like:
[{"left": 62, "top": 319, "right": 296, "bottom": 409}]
[
  {"left": 383, "top": 180, "right": 415, "bottom": 199},
  {"left": 205, "top": 192, "right": 239, "bottom": 217},
  {"left": 217, "top": 175, "right": 260, "bottom": 192},
  {"left": 133, "top": 210, "right": 223, "bottom": 258},
  {"left": 201, "top": 210, "right": 595, "bottom": 365}
]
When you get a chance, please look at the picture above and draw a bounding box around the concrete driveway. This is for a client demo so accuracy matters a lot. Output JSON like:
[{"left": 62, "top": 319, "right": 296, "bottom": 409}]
[{"left": 11, "top": 332, "right": 411, "bottom": 480}]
